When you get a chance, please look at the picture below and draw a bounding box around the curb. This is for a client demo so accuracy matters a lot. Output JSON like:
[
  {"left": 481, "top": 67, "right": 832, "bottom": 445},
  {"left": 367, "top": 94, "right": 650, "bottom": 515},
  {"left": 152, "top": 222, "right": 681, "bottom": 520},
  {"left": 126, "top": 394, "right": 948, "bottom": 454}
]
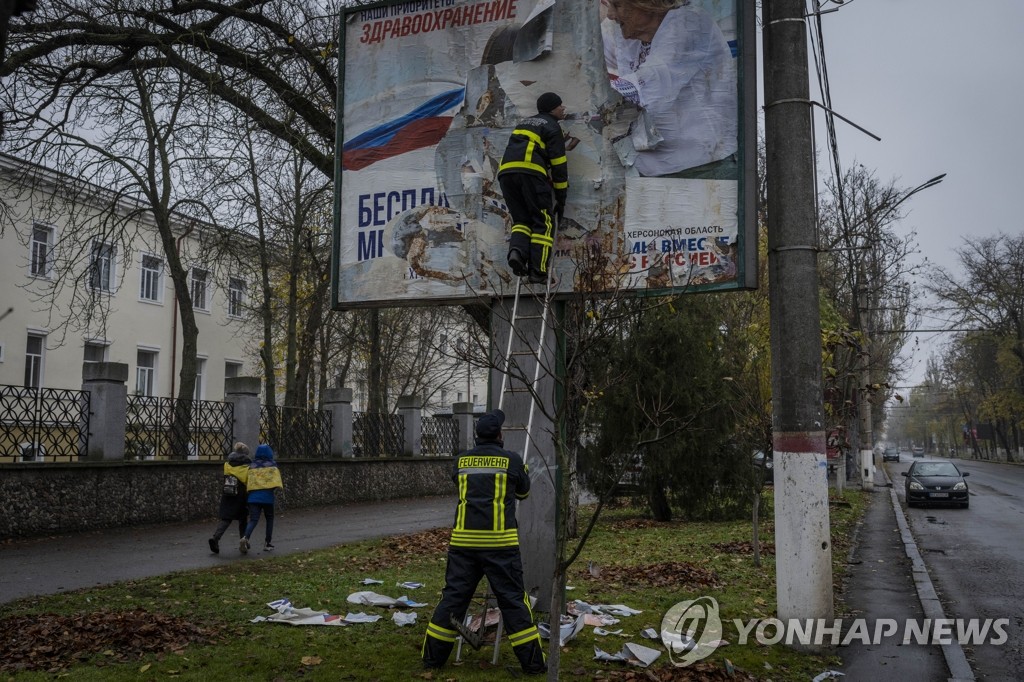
[{"left": 883, "top": 468, "right": 975, "bottom": 682}]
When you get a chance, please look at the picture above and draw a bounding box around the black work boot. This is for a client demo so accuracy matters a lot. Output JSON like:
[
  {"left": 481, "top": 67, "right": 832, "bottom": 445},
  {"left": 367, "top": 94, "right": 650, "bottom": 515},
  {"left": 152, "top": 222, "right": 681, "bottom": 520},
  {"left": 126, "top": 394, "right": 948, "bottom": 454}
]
[{"left": 507, "top": 249, "right": 528, "bottom": 277}]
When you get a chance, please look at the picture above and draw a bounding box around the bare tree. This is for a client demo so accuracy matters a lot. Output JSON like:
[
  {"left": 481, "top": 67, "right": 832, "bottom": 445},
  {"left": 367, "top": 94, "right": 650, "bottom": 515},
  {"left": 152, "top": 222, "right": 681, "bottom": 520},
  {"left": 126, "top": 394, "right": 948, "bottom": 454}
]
[
  {"left": 928, "top": 233, "right": 1024, "bottom": 459},
  {"left": 2, "top": 0, "right": 340, "bottom": 177}
]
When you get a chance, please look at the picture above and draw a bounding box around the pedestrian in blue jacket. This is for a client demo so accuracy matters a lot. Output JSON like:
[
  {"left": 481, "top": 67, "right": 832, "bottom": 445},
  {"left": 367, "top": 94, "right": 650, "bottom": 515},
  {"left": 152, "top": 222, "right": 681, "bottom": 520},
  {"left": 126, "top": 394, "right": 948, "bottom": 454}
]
[{"left": 241, "top": 444, "right": 283, "bottom": 553}]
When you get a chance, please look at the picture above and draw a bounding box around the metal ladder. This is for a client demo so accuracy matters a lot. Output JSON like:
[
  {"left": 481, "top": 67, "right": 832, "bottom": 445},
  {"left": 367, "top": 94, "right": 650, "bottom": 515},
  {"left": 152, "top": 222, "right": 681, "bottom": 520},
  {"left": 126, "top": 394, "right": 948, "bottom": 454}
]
[
  {"left": 454, "top": 275, "right": 553, "bottom": 665},
  {"left": 496, "top": 276, "right": 555, "bottom": 467}
]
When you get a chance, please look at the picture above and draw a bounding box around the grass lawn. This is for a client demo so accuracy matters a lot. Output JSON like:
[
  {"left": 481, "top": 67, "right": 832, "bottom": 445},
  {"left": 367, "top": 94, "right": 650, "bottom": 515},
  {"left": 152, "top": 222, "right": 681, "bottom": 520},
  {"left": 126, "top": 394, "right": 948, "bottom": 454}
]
[{"left": 1, "top": 489, "right": 867, "bottom": 681}]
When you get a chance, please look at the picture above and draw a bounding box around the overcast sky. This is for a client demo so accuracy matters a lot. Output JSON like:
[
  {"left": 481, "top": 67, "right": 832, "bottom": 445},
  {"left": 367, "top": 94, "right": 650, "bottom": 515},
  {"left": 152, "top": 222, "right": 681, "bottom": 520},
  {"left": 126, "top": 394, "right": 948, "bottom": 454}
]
[{"left": 791, "top": 0, "right": 1024, "bottom": 386}]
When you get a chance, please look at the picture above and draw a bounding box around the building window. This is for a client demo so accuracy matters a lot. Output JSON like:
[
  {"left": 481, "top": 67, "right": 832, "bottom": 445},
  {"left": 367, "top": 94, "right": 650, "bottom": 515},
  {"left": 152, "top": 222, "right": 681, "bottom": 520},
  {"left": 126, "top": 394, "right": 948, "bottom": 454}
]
[
  {"left": 140, "top": 255, "right": 162, "bottom": 302},
  {"left": 30, "top": 224, "right": 54, "bottom": 278},
  {"left": 89, "top": 240, "right": 115, "bottom": 292},
  {"left": 225, "top": 361, "right": 242, "bottom": 380},
  {"left": 194, "top": 358, "right": 206, "bottom": 401},
  {"left": 136, "top": 350, "right": 157, "bottom": 396},
  {"left": 25, "top": 333, "right": 45, "bottom": 388},
  {"left": 228, "top": 277, "right": 246, "bottom": 318},
  {"left": 84, "top": 342, "right": 107, "bottom": 364},
  {"left": 191, "top": 268, "right": 209, "bottom": 310}
]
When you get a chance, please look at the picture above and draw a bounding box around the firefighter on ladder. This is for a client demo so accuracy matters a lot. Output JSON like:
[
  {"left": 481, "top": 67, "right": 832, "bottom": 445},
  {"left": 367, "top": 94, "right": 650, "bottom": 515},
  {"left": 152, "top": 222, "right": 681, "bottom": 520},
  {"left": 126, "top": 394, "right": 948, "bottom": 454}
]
[
  {"left": 422, "top": 409, "right": 546, "bottom": 675},
  {"left": 498, "top": 91, "right": 579, "bottom": 285}
]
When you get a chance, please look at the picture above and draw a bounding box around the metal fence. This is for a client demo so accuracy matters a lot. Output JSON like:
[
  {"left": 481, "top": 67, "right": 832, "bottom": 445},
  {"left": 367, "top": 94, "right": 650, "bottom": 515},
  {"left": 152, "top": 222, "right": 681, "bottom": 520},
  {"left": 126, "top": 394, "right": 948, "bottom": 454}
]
[
  {"left": 260, "top": 406, "right": 332, "bottom": 459},
  {"left": 421, "top": 416, "right": 459, "bottom": 456},
  {"left": 0, "top": 385, "right": 90, "bottom": 462},
  {"left": 125, "top": 396, "right": 233, "bottom": 461},
  {"left": 353, "top": 412, "right": 404, "bottom": 457}
]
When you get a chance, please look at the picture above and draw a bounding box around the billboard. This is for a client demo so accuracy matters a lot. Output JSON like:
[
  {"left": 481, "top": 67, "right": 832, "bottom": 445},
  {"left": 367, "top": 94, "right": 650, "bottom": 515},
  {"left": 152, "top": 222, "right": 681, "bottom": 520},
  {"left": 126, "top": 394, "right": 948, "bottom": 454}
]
[{"left": 332, "top": 0, "right": 756, "bottom": 309}]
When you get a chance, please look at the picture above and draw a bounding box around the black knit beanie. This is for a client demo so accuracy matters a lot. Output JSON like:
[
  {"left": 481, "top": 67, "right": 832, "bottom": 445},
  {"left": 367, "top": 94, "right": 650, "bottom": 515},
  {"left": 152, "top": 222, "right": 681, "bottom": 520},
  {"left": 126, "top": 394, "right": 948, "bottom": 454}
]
[{"left": 536, "top": 92, "right": 562, "bottom": 113}]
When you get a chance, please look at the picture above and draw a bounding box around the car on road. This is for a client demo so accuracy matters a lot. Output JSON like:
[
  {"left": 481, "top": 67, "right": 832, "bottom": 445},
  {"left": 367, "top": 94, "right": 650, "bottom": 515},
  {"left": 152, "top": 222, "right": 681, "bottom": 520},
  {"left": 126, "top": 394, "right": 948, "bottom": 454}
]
[
  {"left": 912, "top": 446, "right": 925, "bottom": 457},
  {"left": 902, "top": 460, "right": 970, "bottom": 508},
  {"left": 882, "top": 446, "right": 899, "bottom": 462},
  {"left": 752, "top": 450, "right": 774, "bottom": 484}
]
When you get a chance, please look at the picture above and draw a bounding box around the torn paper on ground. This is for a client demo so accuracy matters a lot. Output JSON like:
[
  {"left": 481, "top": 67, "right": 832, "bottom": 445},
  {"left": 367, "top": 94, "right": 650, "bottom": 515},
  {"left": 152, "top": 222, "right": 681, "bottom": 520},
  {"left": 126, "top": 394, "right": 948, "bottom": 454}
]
[
  {"left": 594, "top": 643, "right": 662, "bottom": 668},
  {"left": 593, "top": 628, "right": 624, "bottom": 636},
  {"left": 253, "top": 600, "right": 347, "bottom": 626},
  {"left": 397, "top": 581, "right": 424, "bottom": 590},
  {"left": 393, "top": 611, "right": 418, "bottom": 626},
  {"left": 344, "top": 612, "right": 382, "bottom": 623},
  {"left": 539, "top": 615, "right": 586, "bottom": 646},
  {"left": 347, "top": 591, "right": 427, "bottom": 609},
  {"left": 360, "top": 578, "right": 384, "bottom": 585}
]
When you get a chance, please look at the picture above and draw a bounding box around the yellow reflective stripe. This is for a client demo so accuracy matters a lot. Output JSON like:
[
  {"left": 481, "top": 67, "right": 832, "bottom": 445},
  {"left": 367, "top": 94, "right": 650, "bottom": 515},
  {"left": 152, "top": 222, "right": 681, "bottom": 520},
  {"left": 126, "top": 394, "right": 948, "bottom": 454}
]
[
  {"left": 531, "top": 234, "right": 554, "bottom": 246},
  {"left": 511, "top": 224, "right": 532, "bottom": 237},
  {"left": 550, "top": 155, "right": 567, "bottom": 165},
  {"left": 494, "top": 473, "right": 506, "bottom": 531},
  {"left": 552, "top": 180, "right": 568, "bottom": 189},
  {"left": 509, "top": 625, "right": 541, "bottom": 646},
  {"left": 511, "top": 128, "right": 546, "bottom": 148},
  {"left": 426, "top": 622, "right": 459, "bottom": 642},
  {"left": 451, "top": 528, "right": 520, "bottom": 536},
  {"left": 456, "top": 474, "right": 467, "bottom": 530},
  {"left": 499, "top": 160, "right": 548, "bottom": 175},
  {"left": 450, "top": 530, "right": 520, "bottom": 547}
]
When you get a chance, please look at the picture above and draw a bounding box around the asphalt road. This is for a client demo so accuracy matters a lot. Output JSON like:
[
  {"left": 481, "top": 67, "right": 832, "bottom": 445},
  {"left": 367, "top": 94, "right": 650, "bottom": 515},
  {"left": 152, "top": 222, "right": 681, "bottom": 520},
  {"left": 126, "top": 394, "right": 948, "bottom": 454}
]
[
  {"left": 0, "top": 496, "right": 455, "bottom": 605},
  {"left": 890, "top": 455, "right": 1024, "bottom": 681}
]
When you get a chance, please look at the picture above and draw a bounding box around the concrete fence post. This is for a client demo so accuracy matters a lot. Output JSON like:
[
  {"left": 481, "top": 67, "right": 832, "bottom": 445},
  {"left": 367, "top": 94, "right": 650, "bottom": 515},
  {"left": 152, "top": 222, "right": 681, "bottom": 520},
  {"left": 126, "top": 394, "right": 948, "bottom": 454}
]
[
  {"left": 82, "top": 362, "right": 128, "bottom": 461},
  {"left": 324, "top": 388, "right": 354, "bottom": 457},
  {"left": 453, "top": 401, "right": 475, "bottom": 453},
  {"left": 398, "top": 395, "right": 422, "bottom": 457},
  {"left": 225, "top": 377, "right": 262, "bottom": 452}
]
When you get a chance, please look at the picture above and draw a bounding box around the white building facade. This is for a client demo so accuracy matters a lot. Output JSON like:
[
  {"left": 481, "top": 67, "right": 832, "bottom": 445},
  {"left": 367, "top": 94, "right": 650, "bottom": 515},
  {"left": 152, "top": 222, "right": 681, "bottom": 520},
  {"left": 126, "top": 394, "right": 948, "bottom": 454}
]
[{"left": 0, "top": 154, "right": 260, "bottom": 400}]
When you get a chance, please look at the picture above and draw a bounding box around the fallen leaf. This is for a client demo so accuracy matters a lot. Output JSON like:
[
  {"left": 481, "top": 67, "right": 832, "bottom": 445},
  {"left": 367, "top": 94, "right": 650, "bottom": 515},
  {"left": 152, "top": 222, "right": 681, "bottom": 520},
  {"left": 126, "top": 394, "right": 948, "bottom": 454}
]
[{"left": 301, "top": 655, "right": 322, "bottom": 666}]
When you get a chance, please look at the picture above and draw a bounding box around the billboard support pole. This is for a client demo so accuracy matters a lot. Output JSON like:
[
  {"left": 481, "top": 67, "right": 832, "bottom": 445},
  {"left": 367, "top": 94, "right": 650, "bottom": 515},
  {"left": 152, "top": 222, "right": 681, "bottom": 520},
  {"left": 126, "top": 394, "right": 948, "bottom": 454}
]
[{"left": 762, "top": 0, "right": 834, "bottom": 644}]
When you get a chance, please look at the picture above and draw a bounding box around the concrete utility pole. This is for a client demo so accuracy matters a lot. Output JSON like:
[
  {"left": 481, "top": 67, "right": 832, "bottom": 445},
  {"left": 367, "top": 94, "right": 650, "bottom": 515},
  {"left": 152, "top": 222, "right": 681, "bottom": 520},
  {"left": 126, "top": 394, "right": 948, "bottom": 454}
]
[
  {"left": 762, "top": 0, "right": 834, "bottom": 635},
  {"left": 856, "top": 268, "right": 875, "bottom": 491}
]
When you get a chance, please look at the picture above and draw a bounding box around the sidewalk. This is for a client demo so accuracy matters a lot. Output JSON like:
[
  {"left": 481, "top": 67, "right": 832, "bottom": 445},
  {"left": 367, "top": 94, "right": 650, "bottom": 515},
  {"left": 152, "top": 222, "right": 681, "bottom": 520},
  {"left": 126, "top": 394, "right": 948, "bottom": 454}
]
[
  {"left": 836, "top": 467, "right": 973, "bottom": 681},
  {"left": 0, "top": 495, "right": 455, "bottom": 605}
]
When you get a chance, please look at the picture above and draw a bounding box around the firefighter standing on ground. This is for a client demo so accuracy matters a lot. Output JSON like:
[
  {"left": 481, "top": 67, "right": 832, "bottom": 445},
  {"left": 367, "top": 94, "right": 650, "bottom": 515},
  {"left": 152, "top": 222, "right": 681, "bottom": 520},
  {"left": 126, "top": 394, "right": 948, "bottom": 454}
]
[
  {"left": 498, "top": 91, "right": 579, "bottom": 284},
  {"left": 421, "top": 409, "right": 546, "bottom": 675}
]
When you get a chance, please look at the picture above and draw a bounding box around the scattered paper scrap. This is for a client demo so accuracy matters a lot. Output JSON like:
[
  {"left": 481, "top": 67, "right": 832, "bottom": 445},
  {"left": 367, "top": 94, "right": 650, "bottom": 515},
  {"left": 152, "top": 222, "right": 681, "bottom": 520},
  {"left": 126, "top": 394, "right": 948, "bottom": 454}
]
[
  {"left": 583, "top": 614, "right": 620, "bottom": 627},
  {"left": 640, "top": 628, "right": 659, "bottom": 639},
  {"left": 397, "top": 581, "right": 424, "bottom": 590},
  {"left": 392, "top": 611, "right": 418, "bottom": 626},
  {"left": 812, "top": 672, "right": 846, "bottom": 682},
  {"left": 539, "top": 615, "right": 585, "bottom": 647},
  {"left": 254, "top": 600, "right": 347, "bottom": 626},
  {"left": 348, "top": 591, "right": 397, "bottom": 607},
  {"left": 360, "top": 578, "right": 384, "bottom": 585},
  {"left": 597, "top": 604, "right": 643, "bottom": 617},
  {"left": 594, "top": 643, "right": 662, "bottom": 668},
  {"left": 344, "top": 612, "right": 382, "bottom": 623},
  {"left": 593, "top": 628, "right": 624, "bottom": 636},
  {"left": 346, "top": 591, "right": 427, "bottom": 609}
]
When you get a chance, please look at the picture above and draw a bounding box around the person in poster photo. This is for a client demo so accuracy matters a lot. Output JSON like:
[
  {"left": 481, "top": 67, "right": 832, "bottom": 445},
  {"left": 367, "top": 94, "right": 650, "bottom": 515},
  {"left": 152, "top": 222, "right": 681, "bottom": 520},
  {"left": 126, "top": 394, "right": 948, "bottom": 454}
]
[{"left": 602, "top": 0, "right": 738, "bottom": 178}]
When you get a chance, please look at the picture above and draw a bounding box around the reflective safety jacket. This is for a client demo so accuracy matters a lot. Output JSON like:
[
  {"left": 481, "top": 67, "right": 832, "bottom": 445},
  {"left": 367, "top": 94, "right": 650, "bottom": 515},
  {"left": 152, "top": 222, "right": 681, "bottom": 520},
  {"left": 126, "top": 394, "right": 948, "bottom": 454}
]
[
  {"left": 498, "top": 112, "right": 569, "bottom": 207},
  {"left": 450, "top": 440, "right": 530, "bottom": 549}
]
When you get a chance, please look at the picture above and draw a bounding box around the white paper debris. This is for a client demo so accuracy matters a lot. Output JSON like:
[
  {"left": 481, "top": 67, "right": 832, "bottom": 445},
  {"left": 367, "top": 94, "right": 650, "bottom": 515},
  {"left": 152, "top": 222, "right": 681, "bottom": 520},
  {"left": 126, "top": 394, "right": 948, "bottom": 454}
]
[
  {"left": 397, "top": 581, "right": 424, "bottom": 590},
  {"left": 344, "top": 612, "right": 382, "bottom": 623},
  {"left": 812, "top": 672, "right": 846, "bottom": 682},
  {"left": 594, "top": 643, "right": 662, "bottom": 668},
  {"left": 392, "top": 611, "right": 418, "bottom": 626},
  {"left": 593, "top": 628, "right": 624, "bottom": 636},
  {"left": 360, "top": 578, "right": 384, "bottom": 585}
]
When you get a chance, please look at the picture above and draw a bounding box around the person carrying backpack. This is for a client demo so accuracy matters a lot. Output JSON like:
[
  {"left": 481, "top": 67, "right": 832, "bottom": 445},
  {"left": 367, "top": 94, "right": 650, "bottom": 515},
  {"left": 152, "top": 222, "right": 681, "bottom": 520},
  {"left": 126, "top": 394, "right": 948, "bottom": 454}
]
[
  {"left": 208, "top": 442, "right": 251, "bottom": 554},
  {"left": 241, "top": 444, "right": 283, "bottom": 553}
]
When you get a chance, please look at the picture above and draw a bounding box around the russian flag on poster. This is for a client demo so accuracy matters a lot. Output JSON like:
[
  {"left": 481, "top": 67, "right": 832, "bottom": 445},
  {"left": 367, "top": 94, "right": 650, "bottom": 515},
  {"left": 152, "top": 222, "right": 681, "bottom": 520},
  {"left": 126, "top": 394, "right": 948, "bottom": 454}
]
[{"left": 342, "top": 88, "right": 465, "bottom": 171}]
